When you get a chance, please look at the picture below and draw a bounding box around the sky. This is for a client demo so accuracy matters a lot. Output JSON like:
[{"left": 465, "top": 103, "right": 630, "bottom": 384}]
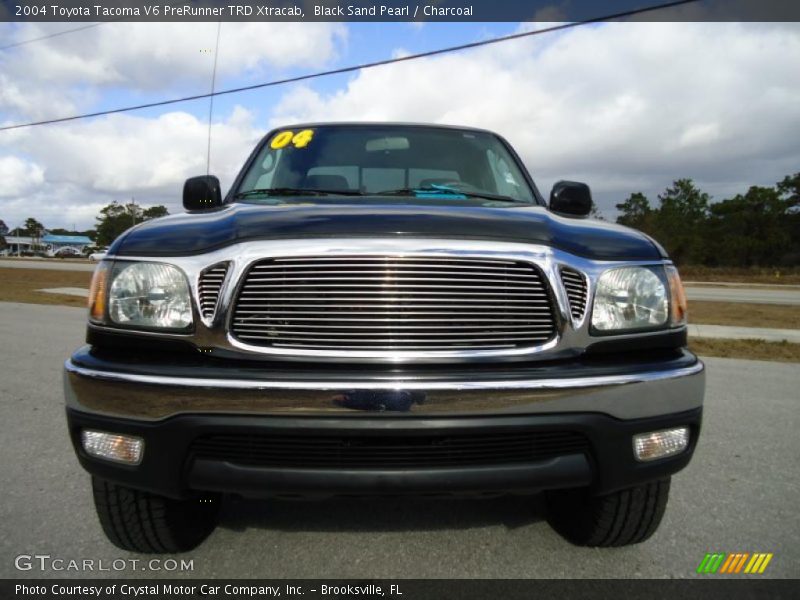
[{"left": 0, "top": 20, "right": 798, "bottom": 231}]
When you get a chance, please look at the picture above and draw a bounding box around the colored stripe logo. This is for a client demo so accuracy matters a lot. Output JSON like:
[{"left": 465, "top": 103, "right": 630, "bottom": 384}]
[{"left": 697, "top": 553, "right": 773, "bottom": 574}]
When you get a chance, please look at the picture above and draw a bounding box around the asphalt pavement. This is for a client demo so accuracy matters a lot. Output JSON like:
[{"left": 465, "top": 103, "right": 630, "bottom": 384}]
[
  {"left": 684, "top": 286, "right": 800, "bottom": 305},
  {"left": 0, "top": 302, "right": 798, "bottom": 579},
  {"left": 689, "top": 324, "right": 800, "bottom": 343}
]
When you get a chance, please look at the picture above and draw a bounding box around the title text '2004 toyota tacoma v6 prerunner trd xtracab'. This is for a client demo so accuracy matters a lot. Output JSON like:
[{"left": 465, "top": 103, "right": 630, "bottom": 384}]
[{"left": 64, "top": 123, "right": 704, "bottom": 553}]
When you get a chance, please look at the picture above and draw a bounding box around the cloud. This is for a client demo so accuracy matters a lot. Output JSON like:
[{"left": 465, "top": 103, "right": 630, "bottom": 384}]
[
  {"left": 0, "top": 190, "right": 107, "bottom": 231},
  {"left": 0, "top": 106, "right": 264, "bottom": 227},
  {"left": 0, "top": 22, "right": 347, "bottom": 120},
  {"left": 270, "top": 22, "right": 800, "bottom": 210},
  {"left": 1, "top": 22, "right": 798, "bottom": 229},
  {"left": 677, "top": 123, "right": 721, "bottom": 149},
  {"left": 0, "top": 21, "right": 346, "bottom": 227},
  {"left": 0, "top": 73, "right": 83, "bottom": 121},
  {"left": 0, "top": 156, "right": 44, "bottom": 198}
]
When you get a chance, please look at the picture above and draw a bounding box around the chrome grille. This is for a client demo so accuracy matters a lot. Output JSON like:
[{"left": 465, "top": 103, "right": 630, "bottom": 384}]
[
  {"left": 231, "top": 256, "right": 557, "bottom": 351},
  {"left": 560, "top": 267, "right": 588, "bottom": 321},
  {"left": 198, "top": 263, "right": 229, "bottom": 319}
]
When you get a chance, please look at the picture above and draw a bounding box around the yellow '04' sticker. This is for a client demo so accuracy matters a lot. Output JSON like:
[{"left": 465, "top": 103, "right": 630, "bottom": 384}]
[{"left": 270, "top": 129, "right": 315, "bottom": 150}]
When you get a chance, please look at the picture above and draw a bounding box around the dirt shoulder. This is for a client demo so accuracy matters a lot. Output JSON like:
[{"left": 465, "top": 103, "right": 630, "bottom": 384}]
[
  {"left": 688, "top": 301, "right": 800, "bottom": 329},
  {"left": 0, "top": 268, "right": 91, "bottom": 308},
  {"left": 679, "top": 266, "right": 800, "bottom": 285}
]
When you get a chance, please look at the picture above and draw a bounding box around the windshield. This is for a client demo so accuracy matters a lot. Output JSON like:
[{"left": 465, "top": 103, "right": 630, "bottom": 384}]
[{"left": 234, "top": 125, "right": 537, "bottom": 205}]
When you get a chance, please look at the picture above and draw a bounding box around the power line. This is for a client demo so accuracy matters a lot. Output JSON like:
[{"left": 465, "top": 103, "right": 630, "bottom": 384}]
[
  {"left": 0, "top": 22, "right": 107, "bottom": 51},
  {"left": 0, "top": 0, "right": 699, "bottom": 133},
  {"left": 0, "top": 1, "right": 188, "bottom": 51}
]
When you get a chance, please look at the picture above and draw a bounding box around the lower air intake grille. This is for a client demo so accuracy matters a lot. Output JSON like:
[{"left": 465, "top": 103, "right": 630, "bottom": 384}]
[
  {"left": 198, "top": 263, "right": 229, "bottom": 319},
  {"left": 189, "top": 430, "right": 590, "bottom": 469},
  {"left": 560, "top": 267, "right": 588, "bottom": 321},
  {"left": 230, "top": 255, "right": 557, "bottom": 352}
]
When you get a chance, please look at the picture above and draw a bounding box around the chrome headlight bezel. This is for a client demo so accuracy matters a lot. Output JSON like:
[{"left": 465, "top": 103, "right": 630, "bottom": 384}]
[
  {"left": 590, "top": 265, "right": 671, "bottom": 335},
  {"left": 100, "top": 261, "right": 194, "bottom": 332}
]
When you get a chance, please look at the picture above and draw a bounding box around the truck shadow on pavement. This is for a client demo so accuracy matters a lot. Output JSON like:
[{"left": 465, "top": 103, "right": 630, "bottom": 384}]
[{"left": 218, "top": 494, "right": 547, "bottom": 533}]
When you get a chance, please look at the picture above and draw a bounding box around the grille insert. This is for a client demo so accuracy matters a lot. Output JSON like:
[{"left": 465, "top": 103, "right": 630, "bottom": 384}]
[
  {"left": 231, "top": 256, "right": 557, "bottom": 351},
  {"left": 189, "top": 430, "right": 589, "bottom": 469},
  {"left": 198, "top": 263, "right": 229, "bottom": 319},
  {"left": 560, "top": 267, "right": 588, "bottom": 321}
]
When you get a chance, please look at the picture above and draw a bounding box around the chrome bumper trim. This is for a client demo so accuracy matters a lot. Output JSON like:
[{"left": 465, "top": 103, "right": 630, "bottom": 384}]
[
  {"left": 65, "top": 358, "right": 702, "bottom": 392},
  {"left": 64, "top": 358, "right": 705, "bottom": 421}
]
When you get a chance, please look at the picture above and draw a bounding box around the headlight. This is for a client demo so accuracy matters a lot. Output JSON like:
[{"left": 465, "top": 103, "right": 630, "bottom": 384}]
[
  {"left": 592, "top": 266, "right": 669, "bottom": 332},
  {"left": 108, "top": 262, "right": 193, "bottom": 330}
]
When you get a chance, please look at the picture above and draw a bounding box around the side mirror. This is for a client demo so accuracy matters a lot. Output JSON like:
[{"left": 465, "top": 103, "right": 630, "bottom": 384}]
[
  {"left": 183, "top": 175, "right": 222, "bottom": 211},
  {"left": 549, "top": 180, "right": 592, "bottom": 217}
]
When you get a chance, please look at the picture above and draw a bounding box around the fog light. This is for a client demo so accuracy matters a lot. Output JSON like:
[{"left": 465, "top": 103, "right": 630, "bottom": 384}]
[
  {"left": 633, "top": 427, "right": 689, "bottom": 462},
  {"left": 81, "top": 430, "right": 144, "bottom": 465}
]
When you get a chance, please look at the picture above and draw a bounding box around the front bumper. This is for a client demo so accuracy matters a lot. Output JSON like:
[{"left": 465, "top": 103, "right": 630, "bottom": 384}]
[{"left": 64, "top": 348, "right": 704, "bottom": 499}]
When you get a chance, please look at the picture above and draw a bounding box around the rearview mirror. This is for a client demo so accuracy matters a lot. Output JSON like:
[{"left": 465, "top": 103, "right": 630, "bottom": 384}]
[
  {"left": 366, "top": 136, "right": 410, "bottom": 152},
  {"left": 549, "top": 181, "right": 592, "bottom": 217},
  {"left": 183, "top": 175, "right": 222, "bottom": 211}
]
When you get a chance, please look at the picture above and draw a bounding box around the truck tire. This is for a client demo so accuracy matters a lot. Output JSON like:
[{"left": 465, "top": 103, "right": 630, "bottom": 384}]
[
  {"left": 91, "top": 476, "right": 220, "bottom": 553},
  {"left": 546, "top": 477, "right": 671, "bottom": 547}
]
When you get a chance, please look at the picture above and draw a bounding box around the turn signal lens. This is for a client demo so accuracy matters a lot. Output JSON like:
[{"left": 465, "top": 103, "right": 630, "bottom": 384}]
[
  {"left": 633, "top": 427, "right": 689, "bottom": 461},
  {"left": 88, "top": 261, "right": 111, "bottom": 324},
  {"left": 81, "top": 430, "right": 144, "bottom": 465},
  {"left": 666, "top": 265, "right": 688, "bottom": 327}
]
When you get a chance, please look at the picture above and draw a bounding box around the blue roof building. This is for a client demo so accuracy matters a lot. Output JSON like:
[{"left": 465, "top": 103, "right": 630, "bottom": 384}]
[
  {"left": 41, "top": 234, "right": 94, "bottom": 257},
  {"left": 42, "top": 234, "right": 93, "bottom": 245},
  {"left": 1, "top": 232, "right": 94, "bottom": 257}
]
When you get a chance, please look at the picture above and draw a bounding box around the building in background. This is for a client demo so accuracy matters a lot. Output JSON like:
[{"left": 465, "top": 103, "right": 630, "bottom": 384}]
[
  {"left": 1, "top": 235, "right": 35, "bottom": 256},
  {"left": 42, "top": 234, "right": 93, "bottom": 256},
  {"left": 1, "top": 233, "right": 93, "bottom": 257}
]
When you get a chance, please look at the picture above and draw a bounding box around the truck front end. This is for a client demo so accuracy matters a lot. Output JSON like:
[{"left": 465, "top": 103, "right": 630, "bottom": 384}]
[{"left": 65, "top": 124, "right": 704, "bottom": 552}]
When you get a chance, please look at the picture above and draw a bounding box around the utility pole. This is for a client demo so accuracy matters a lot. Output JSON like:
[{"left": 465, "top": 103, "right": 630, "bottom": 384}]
[{"left": 131, "top": 197, "right": 136, "bottom": 226}]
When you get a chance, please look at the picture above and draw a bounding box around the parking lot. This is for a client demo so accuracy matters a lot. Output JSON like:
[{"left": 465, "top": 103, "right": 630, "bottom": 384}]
[{"left": 0, "top": 301, "right": 797, "bottom": 579}]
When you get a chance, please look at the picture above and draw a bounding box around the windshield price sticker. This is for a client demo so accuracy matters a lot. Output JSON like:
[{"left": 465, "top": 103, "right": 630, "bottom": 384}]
[{"left": 270, "top": 129, "right": 315, "bottom": 150}]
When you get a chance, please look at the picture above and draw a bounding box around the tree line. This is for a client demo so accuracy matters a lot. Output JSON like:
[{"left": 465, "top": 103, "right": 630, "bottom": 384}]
[
  {"left": 0, "top": 201, "right": 169, "bottom": 252},
  {"left": 93, "top": 201, "right": 169, "bottom": 247},
  {"left": 3, "top": 175, "right": 799, "bottom": 266},
  {"left": 615, "top": 173, "right": 799, "bottom": 267}
]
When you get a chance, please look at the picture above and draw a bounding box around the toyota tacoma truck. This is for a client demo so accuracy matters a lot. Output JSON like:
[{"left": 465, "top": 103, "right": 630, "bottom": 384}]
[{"left": 64, "top": 123, "right": 704, "bottom": 552}]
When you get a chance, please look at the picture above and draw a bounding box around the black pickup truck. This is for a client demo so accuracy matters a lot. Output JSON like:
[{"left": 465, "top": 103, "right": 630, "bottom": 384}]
[{"left": 64, "top": 123, "right": 704, "bottom": 552}]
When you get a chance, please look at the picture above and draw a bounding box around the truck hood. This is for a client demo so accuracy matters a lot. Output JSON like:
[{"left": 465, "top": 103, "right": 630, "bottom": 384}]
[{"left": 112, "top": 202, "right": 664, "bottom": 261}]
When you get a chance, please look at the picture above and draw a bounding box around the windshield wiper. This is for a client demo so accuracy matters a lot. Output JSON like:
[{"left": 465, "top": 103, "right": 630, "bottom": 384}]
[
  {"left": 235, "top": 187, "right": 364, "bottom": 198},
  {"left": 236, "top": 186, "right": 521, "bottom": 203},
  {"left": 375, "top": 187, "right": 520, "bottom": 203}
]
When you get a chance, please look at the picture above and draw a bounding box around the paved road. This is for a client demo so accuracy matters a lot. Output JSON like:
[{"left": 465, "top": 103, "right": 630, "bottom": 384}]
[
  {"left": 690, "top": 324, "right": 800, "bottom": 343},
  {"left": 685, "top": 281, "right": 800, "bottom": 289},
  {"left": 685, "top": 286, "right": 800, "bottom": 305},
  {"left": 0, "top": 302, "right": 797, "bottom": 579}
]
